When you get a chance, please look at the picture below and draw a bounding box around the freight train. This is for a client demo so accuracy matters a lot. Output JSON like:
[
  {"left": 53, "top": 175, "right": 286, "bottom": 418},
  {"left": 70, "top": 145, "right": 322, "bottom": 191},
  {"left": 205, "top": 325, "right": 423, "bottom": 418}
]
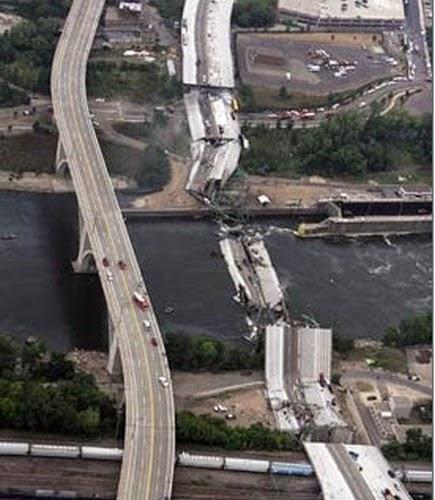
[
  {"left": 177, "top": 452, "right": 314, "bottom": 476},
  {"left": 0, "top": 442, "right": 123, "bottom": 461},
  {"left": 0, "top": 443, "right": 431, "bottom": 484}
]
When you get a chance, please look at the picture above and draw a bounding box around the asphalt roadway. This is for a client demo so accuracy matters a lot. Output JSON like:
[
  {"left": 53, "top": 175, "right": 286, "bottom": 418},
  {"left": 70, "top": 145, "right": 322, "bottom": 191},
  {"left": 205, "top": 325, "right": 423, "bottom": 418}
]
[
  {"left": 51, "top": 1, "right": 175, "bottom": 499},
  {"left": 343, "top": 370, "right": 432, "bottom": 397}
]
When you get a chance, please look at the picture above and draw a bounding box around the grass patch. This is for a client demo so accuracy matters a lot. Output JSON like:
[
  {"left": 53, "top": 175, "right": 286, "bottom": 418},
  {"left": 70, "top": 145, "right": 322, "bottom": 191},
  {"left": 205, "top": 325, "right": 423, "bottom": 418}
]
[
  {"left": 0, "top": 132, "right": 56, "bottom": 173},
  {"left": 100, "top": 138, "right": 170, "bottom": 189},
  {"left": 341, "top": 345, "right": 407, "bottom": 374},
  {"left": 365, "top": 164, "right": 433, "bottom": 185},
  {"left": 112, "top": 122, "right": 151, "bottom": 141},
  {"left": 87, "top": 60, "right": 182, "bottom": 103},
  {"left": 373, "top": 347, "right": 407, "bottom": 373},
  {"left": 113, "top": 113, "right": 190, "bottom": 157},
  {"left": 0, "top": 132, "right": 170, "bottom": 190},
  {"left": 245, "top": 86, "right": 327, "bottom": 111},
  {"left": 237, "top": 77, "right": 391, "bottom": 112}
]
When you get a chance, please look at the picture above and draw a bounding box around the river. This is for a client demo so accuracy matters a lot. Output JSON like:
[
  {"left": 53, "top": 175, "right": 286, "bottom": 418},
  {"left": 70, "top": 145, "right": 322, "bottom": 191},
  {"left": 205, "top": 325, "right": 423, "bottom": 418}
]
[{"left": 0, "top": 191, "right": 431, "bottom": 351}]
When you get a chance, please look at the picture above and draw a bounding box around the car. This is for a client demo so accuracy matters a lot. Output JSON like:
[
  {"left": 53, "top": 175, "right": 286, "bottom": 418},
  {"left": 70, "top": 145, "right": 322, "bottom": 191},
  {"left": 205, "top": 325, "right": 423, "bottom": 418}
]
[
  {"left": 118, "top": 260, "right": 127, "bottom": 270},
  {"left": 158, "top": 376, "right": 169, "bottom": 388},
  {"left": 106, "top": 271, "right": 114, "bottom": 281},
  {"left": 133, "top": 291, "right": 149, "bottom": 310},
  {"left": 102, "top": 257, "right": 109, "bottom": 267},
  {"left": 151, "top": 337, "right": 158, "bottom": 347},
  {"left": 387, "top": 470, "right": 396, "bottom": 478},
  {"left": 226, "top": 413, "right": 236, "bottom": 420},
  {"left": 143, "top": 319, "right": 151, "bottom": 329}
]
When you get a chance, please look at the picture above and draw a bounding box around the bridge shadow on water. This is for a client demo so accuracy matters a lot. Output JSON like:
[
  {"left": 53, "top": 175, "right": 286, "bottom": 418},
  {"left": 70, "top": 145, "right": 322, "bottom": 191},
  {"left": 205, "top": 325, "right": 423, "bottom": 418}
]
[{"left": 35, "top": 192, "right": 107, "bottom": 352}]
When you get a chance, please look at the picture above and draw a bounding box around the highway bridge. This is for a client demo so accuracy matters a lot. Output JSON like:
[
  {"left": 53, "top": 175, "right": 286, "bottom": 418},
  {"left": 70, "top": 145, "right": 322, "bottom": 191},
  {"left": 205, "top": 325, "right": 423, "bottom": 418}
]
[{"left": 51, "top": 0, "right": 175, "bottom": 498}]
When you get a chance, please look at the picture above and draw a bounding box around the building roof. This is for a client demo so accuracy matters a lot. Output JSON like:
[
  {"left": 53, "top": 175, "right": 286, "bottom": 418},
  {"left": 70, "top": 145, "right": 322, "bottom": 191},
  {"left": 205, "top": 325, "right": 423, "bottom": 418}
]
[
  {"left": 278, "top": 0, "right": 405, "bottom": 21},
  {"left": 390, "top": 395, "right": 413, "bottom": 407}
]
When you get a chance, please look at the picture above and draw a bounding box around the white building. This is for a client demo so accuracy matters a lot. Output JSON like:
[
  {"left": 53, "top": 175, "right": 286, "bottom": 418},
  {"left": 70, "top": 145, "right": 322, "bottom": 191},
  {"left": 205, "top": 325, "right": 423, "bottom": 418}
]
[{"left": 278, "top": 0, "right": 405, "bottom": 29}]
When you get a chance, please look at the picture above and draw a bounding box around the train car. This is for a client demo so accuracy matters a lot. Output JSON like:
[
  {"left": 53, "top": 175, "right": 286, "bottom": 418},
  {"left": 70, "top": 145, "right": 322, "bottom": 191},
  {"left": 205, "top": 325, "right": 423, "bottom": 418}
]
[
  {"left": 0, "top": 442, "right": 29, "bottom": 456},
  {"left": 31, "top": 444, "right": 80, "bottom": 459},
  {"left": 224, "top": 457, "right": 270, "bottom": 473},
  {"left": 178, "top": 452, "right": 224, "bottom": 469},
  {"left": 401, "top": 469, "right": 433, "bottom": 483},
  {"left": 270, "top": 462, "right": 314, "bottom": 476},
  {"left": 81, "top": 446, "right": 123, "bottom": 461},
  {"left": 35, "top": 490, "right": 77, "bottom": 498}
]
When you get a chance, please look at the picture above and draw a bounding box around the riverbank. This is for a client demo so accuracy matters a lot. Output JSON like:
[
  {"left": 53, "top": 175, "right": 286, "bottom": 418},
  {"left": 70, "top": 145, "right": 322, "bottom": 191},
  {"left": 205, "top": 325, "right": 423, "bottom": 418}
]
[{"left": 0, "top": 171, "right": 134, "bottom": 193}]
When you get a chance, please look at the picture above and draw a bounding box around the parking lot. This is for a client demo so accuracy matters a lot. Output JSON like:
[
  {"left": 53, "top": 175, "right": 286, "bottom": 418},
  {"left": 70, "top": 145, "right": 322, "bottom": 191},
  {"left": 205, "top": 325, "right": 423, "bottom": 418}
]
[{"left": 236, "top": 32, "right": 404, "bottom": 94}]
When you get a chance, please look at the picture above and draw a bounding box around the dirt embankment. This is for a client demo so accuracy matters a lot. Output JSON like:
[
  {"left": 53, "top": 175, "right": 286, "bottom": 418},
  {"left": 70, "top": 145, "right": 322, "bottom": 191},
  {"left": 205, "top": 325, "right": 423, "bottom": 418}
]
[{"left": 0, "top": 171, "right": 134, "bottom": 193}]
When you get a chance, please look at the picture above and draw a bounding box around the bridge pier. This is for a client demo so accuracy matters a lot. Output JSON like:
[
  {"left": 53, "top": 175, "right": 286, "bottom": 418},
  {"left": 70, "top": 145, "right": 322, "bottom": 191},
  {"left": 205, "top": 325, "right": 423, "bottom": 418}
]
[
  {"left": 107, "top": 317, "right": 122, "bottom": 377},
  {"left": 56, "top": 141, "right": 69, "bottom": 175},
  {"left": 72, "top": 211, "right": 96, "bottom": 273}
]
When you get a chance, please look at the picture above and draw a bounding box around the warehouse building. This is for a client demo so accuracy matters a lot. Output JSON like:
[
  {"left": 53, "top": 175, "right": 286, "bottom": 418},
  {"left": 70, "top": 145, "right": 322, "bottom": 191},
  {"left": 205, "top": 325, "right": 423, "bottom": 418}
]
[{"left": 278, "top": 0, "right": 405, "bottom": 30}]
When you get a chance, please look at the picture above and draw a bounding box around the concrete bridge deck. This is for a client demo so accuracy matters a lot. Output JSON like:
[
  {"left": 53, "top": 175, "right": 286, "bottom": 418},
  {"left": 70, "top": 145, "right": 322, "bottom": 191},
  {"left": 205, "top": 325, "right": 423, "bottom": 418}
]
[{"left": 51, "top": 0, "right": 175, "bottom": 498}]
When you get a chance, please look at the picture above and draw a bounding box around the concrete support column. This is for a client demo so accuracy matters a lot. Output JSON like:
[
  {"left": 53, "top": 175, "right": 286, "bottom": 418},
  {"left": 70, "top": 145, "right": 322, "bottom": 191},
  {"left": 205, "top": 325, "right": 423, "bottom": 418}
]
[
  {"left": 55, "top": 140, "right": 69, "bottom": 175},
  {"left": 107, "top": 316, "right": 122, "bottom": 377},
  {"left": 72, "top": 210, "right": 96, "bottom": 274}
]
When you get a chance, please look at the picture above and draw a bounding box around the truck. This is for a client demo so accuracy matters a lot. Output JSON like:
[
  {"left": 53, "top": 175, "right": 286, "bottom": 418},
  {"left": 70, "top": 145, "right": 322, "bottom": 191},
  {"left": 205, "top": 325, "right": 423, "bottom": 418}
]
[
  {"left": 231, "top": 98, "right": 239, "bottom": 112},
  {"left": 133, "top": 291, "right": 149, "bottom": 310}
]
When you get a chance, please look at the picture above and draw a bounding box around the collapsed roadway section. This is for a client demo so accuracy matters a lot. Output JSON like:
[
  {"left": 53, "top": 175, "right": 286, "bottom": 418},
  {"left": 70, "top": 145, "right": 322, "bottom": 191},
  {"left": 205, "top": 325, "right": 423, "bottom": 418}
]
[
  {"left": 182, "top": 0, "right": 247, "bottom": 201},
  {"left": 219, "top": 228, "right": 348, "bottom": 440}
]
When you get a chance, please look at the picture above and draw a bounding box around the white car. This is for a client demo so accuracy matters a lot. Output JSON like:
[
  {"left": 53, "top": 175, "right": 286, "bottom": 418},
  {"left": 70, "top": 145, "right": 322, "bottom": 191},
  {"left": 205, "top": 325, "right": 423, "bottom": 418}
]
[
  {"left": 143, "top": 319, "right": 151, "bottom": 330},
  {"left": 158, "top": 376, "right": 169, "bottom": 388},
  {"left": 106, "top": 271, "right": 114, "bottom": 281}
]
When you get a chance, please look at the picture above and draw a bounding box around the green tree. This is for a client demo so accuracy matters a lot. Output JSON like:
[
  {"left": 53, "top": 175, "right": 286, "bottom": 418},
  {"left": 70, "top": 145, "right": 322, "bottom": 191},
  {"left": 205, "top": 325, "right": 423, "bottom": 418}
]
[
  {"left": 232, "top": 0, "right": 276, "bottom": 28},
  {"left": 0, "top": 334, "right": 19, "bottom": 376},
  {"left": 238, "top": 84, "right": 255, "bottom": 109},
  {"left": 383, "top": 313, "right": 432, "bottom": 347},
  {"left": 278, "top": 86, "right": 288, "bottom": 99},
  {"left": 197, "top": 339, "right": 218, "bottom": 367}
]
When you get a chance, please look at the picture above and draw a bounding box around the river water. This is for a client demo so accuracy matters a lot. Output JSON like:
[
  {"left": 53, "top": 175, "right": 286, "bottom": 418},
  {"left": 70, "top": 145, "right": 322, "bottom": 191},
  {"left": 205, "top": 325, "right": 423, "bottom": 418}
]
[{"left": 0, "top": 191, "right": 431, "bottom": 351}]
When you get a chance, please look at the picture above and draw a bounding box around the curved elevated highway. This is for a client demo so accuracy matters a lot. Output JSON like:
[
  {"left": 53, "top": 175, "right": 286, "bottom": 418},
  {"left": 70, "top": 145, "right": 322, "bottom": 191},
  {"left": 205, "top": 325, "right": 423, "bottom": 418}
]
[{"left": 51, "top": 1, "right": 175, "bottom": 498}]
